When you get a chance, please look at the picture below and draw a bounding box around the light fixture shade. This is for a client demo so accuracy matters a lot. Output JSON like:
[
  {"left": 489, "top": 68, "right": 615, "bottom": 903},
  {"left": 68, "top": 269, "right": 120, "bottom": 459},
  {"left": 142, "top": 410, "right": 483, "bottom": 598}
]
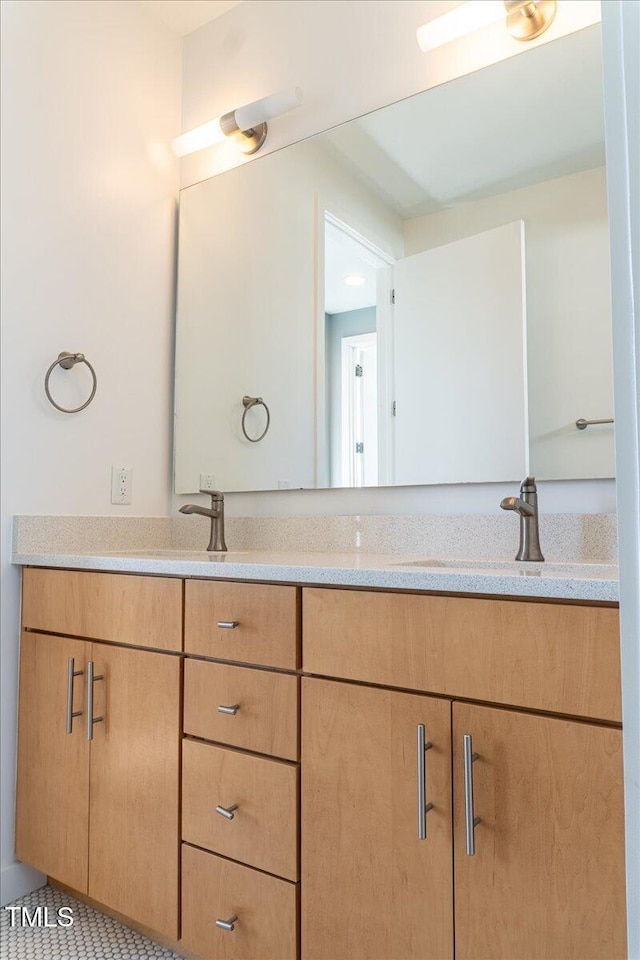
[
  {"left": 172, "top": 118, "right": 225, "bottom": 158},
  {"left": 234, "top": 88, "right": 303, "bottom": 132},
  {"left": 171, "top": 88, "right": 303, "bottom": 158},
  {"left": 416, "top": 1, "right": 505, "bottom": 52}
]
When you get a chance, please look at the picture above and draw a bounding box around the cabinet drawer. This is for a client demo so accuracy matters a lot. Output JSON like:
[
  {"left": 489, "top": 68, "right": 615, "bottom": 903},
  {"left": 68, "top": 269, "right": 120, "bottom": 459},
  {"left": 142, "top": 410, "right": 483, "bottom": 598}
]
[
  {"left": 303, "top": 588, "right": 621, "bottom": 721},
  {"left": 181, "top": 844, "right": 297, "bottom": 960},
  {"left": 22, "top": 568, "right": 182, "bottom": 652},
  {"left": 185, "top": 579, "right": 299, "bottom": 669},
  {"left": 182, "top": 739, "right": 298, "bottom": 880},
  {"left": 184, "top": 660, "right": 299, "bottom": 761}
]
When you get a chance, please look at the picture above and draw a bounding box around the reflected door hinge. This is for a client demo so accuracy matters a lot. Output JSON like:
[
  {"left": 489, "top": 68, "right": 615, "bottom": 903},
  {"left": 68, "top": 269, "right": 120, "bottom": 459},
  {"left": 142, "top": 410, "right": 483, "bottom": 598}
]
[
  {"left": 392, "top": 401, "right": 396, "bottom": 417},
  {"left": 355, "top": 442, "right": 364, "bottom": 454},
  {"left": 391, "top": 289, "right": 395, "bottom": 304},
  {"left": 355, "top": 364, "right": 363, "bottom": 377}
]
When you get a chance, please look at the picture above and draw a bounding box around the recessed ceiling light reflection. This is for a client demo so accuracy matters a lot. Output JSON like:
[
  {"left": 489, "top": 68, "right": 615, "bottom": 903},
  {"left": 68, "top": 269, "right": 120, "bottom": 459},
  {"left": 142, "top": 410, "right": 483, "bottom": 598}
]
[{"left": 343, "top": 274, "right": 366, "bottom": 286}]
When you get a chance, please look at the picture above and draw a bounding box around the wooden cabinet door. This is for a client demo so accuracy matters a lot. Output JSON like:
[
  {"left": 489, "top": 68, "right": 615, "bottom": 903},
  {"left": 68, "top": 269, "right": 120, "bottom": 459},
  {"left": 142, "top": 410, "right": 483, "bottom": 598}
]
[
  {"left": 15, "top": 632, "right": 90, "bottom": 892},
  {"left": 453, "top": 702, "right": 627, "bottom": 960},
  {"left": 302, "top": 678, "right": 453, "bottom": 960},
  {"left": 87, "top": 644, "right": 181, "bottom": 939}
]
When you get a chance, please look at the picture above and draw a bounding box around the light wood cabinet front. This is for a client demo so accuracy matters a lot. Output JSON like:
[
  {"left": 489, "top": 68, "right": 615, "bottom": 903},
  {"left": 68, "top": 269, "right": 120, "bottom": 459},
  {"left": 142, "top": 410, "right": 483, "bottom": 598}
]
[
  {"left": 185, "top": 579, "right": 299, "bottom": 668},
  {"left": 453, "top": 702, "right": 627, "bottom": 960},
  {"left": 303, "top": 588, "right": 621, "bottom": 721},
  {"left": 302, "top": 677, "right": 453, "bottom": 960},
  {"left": 16, "top": 632, "right": 90, "bottom": 893},
  {"left": 182, "top": 739, "right": 299, "bottom": 880},
  {"left": 87, "top": 644, "right": 181, "bottom": 939},
  {"left": 22, "top": 568, "right": 183, "bottom": 651},
  {"left": 181, "top": 843, "right": 298, "bottom": 960},
  {"left": 184, "top": 659, "right": 299, "bottom": 760}
]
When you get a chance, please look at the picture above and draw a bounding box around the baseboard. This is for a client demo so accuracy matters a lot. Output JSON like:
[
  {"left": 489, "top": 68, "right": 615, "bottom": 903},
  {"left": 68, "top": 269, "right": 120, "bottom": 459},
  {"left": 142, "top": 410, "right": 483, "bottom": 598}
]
[{"left": 0, "top": 861, "right": 46, "bottom": 907}]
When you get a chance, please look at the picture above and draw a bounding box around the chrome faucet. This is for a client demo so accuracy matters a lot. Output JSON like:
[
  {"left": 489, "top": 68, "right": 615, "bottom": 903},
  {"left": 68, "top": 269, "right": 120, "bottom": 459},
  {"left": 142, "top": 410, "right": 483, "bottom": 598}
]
[
  {"left": 179, "top": 490, "right": 227, "bottom": 552},
  {"left": 500, "top": 476, "right": 544, "bottom": 562}
]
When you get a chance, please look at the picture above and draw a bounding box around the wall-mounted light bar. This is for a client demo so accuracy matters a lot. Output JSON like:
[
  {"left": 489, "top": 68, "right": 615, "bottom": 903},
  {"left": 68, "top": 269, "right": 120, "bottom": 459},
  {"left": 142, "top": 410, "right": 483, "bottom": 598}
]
[
  {"left": 172, "top": 87, "right": 303, "bottom": 158},
  {"left": 417, "top": 0, "right": 557, "bottom": 52}
]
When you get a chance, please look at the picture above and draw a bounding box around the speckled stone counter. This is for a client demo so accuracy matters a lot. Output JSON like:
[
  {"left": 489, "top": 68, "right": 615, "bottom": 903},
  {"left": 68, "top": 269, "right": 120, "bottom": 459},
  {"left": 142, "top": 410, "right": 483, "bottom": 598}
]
[{"left": 11, "top": 547, "right": 619, "bottom": 602}]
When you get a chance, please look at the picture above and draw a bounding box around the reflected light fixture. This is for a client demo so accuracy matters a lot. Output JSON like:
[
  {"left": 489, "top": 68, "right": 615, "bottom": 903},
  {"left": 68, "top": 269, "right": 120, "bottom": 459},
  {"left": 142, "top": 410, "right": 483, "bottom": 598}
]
[
  {"left": 344, "top": 274, "right": 367, "bottom": 287},
  {"left": 172, "top": 88, "right": 303, "bottom": 157},
  {"left": 417, "top": 1, "right": 557, "bottom": 52}
]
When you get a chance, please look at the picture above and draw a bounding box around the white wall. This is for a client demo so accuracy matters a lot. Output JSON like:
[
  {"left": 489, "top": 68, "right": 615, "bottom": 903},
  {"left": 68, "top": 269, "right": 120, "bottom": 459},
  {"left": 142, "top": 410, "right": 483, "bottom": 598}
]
[
  {"left": 178, "top": 0, "right": 614, "bottom": 518},
  {"left": 405, "top": 167, "right": 614, "bottom": 480},
  {"left": 601, "top": 3, "right": 640, "bottom": 956},
  {"left": 0, "top": 0, "right": 181, "bottom": 904}
]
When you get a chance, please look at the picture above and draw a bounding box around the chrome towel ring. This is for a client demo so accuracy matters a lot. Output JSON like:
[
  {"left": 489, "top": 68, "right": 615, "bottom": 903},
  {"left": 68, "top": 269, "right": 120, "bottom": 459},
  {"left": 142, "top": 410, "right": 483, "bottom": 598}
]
[
  {"left": 241, "top": 395, "right": 270, "bottom": 442},
  {"left": 44, "top": 352, "right": 97, "bottom": 414}
]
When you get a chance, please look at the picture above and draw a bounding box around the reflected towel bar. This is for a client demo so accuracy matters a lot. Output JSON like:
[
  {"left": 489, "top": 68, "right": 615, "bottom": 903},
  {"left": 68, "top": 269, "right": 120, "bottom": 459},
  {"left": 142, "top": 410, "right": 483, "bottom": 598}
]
[{"left": 575, "top": 418, "right": 614, "bottom": 430}]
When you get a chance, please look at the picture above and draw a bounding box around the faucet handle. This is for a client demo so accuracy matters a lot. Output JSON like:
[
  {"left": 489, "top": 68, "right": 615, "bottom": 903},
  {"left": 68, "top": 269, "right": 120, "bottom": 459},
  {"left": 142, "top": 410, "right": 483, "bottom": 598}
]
[
  {"left": 200, "top": 489, "right": 224, "bottom": 501},
  {"left": 519, "top": 476, "right": 537, "bottom": 494}
]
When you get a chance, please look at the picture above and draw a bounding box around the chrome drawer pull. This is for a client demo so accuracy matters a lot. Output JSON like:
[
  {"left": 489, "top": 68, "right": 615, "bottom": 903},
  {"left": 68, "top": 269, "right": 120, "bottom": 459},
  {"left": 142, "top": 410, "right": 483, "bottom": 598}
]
[
  {"left": 215, "top": 803, "right": 239, "bottom": 820},
  {"left": 417, "top": 724, "right": 434, "bottom": 840},
  {"left": 463, "top": 734, "right": 481, "bottom": 855},
  {"left": 66, "top": 657, "right": 84, "bottom": 734},
  {"left": 215, "top": 915, "right": 238, "bottom": 932},
  {"left": 86, "top": 661, "right": 104, "bottom": 741},
  {"left": 218, "top": 704, "right": 240, "bottom": 715},
  {"left": 218, "top": 620, "right": 240, "bottom": 629}
]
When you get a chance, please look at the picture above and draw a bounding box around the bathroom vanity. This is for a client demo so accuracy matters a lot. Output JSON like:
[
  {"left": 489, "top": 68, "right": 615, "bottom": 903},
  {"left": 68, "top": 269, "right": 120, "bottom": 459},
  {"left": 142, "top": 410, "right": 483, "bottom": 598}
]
[{"left": 13, "top": 554, "right": 626, "bottom": 960}]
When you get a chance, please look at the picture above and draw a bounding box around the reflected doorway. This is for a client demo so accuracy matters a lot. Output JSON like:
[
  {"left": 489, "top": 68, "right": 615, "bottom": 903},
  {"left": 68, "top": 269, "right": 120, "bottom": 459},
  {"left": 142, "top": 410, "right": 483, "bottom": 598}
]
[{"left": 323, "top": 212, "right": 394, "bottom": 487}]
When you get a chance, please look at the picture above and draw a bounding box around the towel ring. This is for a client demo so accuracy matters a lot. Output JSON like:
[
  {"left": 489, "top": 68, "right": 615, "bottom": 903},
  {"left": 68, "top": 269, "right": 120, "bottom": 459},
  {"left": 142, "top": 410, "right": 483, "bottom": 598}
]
[
  {"left": 44, "top": 352, "right": 97, "bottom": 414},
  {"left": 242, "top": 395, "right": 270, "bottom": 442}
]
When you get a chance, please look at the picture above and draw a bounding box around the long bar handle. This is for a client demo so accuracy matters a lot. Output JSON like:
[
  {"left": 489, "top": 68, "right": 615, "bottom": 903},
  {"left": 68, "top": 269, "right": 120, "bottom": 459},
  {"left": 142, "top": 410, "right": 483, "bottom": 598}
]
[
  {"left": 417, "top": 724, "right": 434, "bottom": 840},
  {"left": 463, "top": 734, "right": 481, "bottom": 855},
  {"left": 87, "top": 661, "right": 104, "bottom": 741},
  {"left": 215, "top": 915, "right": 238, "bottom": 932},
  {"left": 217, "top": 620, "right": 240, "bottom": 629},
  {"left": 66, "top": 657, "right": 83, "bottom": 734},
  {"left": 217, "top": 704, "right": 240, "bottom": 715},
  {"left": 576, "top": 417, "right": 614, "bottom": 430},
  {"left": 215, "top": 804, "right": 239, "bottom": 820}
]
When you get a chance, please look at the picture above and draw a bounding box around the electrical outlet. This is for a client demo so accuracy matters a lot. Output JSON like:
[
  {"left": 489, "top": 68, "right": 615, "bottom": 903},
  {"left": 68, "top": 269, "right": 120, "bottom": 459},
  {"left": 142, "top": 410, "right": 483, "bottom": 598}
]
[
  {"left": 199, "top": 473, "right": 217, "bottom": 491},
  {"left": 111, "top": 465, "right": 133, "bottom": 505}
]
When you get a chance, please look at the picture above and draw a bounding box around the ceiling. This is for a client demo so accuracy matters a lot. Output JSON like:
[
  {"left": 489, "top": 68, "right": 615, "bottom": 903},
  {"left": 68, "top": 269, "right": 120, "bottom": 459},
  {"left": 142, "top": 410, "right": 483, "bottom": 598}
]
[
  {"left": 324, "top": 221, "right": 387, "bottom": 316},
  {"left": 139, "top": 0, "right": 243, "bottom": 36},
  {"left": 323, "top": 25, "right": 604, "bottom": 218}
]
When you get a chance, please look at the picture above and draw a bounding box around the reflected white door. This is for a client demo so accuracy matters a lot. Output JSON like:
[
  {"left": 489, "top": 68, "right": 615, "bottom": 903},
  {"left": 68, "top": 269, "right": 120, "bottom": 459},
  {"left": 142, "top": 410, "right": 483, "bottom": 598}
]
[
  {"left": 393, "top": 221, "right": 528, "bottom": 485},
  {"left": 341, "top": 333, "right": 378, "bottom": 486}
]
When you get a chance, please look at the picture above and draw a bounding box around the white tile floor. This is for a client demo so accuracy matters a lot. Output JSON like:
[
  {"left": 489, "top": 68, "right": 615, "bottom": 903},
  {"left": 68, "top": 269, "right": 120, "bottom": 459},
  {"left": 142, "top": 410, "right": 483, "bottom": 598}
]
[{"left": 1, "top": 885, "right": 184, "bottom": 959}]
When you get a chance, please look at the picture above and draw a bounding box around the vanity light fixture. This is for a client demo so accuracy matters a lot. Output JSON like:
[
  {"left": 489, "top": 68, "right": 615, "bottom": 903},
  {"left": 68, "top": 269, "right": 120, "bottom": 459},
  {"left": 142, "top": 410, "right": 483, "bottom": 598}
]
[
  {"left": 343, "top": 274, "right": 367, "bottom": 286},
  {"left": 416, "top": 0, "right": 557, "bottom": 52},
  {"left": 172, "top": 88, "right": 303, "bottom": 157}
]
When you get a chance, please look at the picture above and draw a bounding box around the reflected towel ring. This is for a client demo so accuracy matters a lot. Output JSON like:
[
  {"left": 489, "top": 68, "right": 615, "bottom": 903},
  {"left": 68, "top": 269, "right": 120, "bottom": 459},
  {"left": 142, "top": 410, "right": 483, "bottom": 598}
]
[
  {"left": 44, "top": 352, "right": 97, "bottom": 414},
  {"left": 241, "top": 395, "right": 270, "bottom": 442}
]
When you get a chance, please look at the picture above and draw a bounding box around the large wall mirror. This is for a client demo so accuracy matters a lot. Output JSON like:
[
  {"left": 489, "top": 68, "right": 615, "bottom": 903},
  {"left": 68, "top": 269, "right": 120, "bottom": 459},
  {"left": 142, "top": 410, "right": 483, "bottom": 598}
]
[{"left": 174, "top": 23, "right": 613, "bottom": 494}]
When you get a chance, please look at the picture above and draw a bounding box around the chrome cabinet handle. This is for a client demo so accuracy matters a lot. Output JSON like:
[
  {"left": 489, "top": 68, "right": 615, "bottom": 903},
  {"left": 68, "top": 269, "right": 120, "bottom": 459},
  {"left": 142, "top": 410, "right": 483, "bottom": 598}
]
[
  {"left": 66, "top": 657, "right": 84, "bottom": 734},
  {"left": 417, "top": 724, "right": 434, "bottom": 839},
  {"left": 218, "top": 620, "right": 240, "bottom": 629},
  {"left": 215, "top": 915, "right": 238, "bottom": 932},
  {"left": 215, "top": 804, "right": 239, "bottom": 820},
  {"left": 86, "top": 661, "right": 104, "bottom": 740},
  {"left": 217, "top": 704, "right": 240, "bottom": 715},
  {"left": 463, "top": 734, "right": 481, "bottom": 855}
]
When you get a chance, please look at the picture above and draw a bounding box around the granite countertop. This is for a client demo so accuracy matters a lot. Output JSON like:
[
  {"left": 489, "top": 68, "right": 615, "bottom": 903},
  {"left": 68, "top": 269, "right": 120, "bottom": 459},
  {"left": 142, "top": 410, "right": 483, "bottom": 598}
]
[{"left": 12, "top": 547, "right": 619, "bottom": 602}]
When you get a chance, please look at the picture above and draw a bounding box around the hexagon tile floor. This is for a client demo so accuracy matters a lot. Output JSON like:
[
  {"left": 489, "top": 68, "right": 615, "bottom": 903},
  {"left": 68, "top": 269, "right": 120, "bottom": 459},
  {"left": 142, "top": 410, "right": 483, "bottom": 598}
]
[{"left": 1, "top": 884, "right": 185, "bottom": 959}]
